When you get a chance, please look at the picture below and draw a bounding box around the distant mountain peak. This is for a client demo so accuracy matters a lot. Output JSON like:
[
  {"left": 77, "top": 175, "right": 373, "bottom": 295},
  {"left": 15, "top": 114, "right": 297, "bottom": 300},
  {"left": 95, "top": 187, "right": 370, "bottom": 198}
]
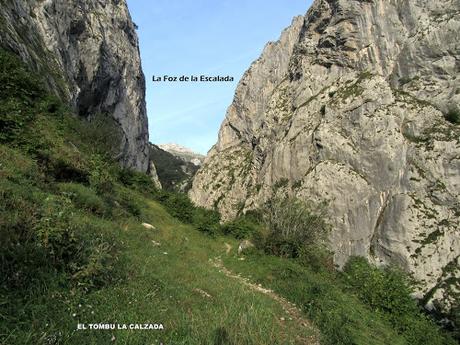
[{"left": 159, "top": 143, "right": 198, "bottom": 155}]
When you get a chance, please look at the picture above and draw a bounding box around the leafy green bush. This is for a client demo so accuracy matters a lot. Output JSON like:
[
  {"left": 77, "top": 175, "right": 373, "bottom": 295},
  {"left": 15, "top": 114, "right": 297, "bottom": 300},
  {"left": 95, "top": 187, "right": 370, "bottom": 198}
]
[
  {"left": 342, "top": 257, "right": 455, "bottom": 344},
  {"left": 88, "top": 154, "right": 116, "bottom": 193},
  {"left": 0, "top": 145, "right": 42, "bottom": 185},
  {"left": 193, "top": 207, "right": 221, "bottom": 236},
  {"left": 103, "top": 187, "right": 142, "bottom": 219},
  {"left": 0, "top": 51, "right": 69, "bottom": 151},
  {"left": 230, "top": 250, "right": 457, "bottom": 345},
  {"left": 0, "top": 98, "right": 36, "bottom": 143},
  {"left": 222, "top": 217, "right": 257, "bottom": 239},
  {"left": 118, "top": 167, "right": 158, "bottom": 193},
  {"left": 304, "top": 281, "right": 360, "bottom": 345},
  {"left": 70, "top": 234, "right": 117, "bottom": 289},
  {"left": 0, "top": 181, "right": 119, "bottom": 291},
  {"left": 263, "top": 262, "right": 406, "bottom": 345},
  {"left": 264, "top": 232, "right": 301, "bottom": 258},
  {"left": 0, "top": 50, "right": 44, "bottom": 100},
  {"left": 151, "top": 190, "right": 225, "bottom": 236},
  {"left": 156, "top": 191, "right": 224, "bottom": 235},
  {"left": 159, "top": 192, "right": 196, "bottom": 223},
  {"left": 343, "top": 257, "right": 418, "bottom": 316}
]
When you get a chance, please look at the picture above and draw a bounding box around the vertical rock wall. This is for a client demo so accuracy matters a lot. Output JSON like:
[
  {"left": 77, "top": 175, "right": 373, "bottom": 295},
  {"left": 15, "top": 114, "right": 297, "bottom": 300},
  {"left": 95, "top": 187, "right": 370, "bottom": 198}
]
[{"left": 190, "top": 0, "right": 460, "bottom": 314}]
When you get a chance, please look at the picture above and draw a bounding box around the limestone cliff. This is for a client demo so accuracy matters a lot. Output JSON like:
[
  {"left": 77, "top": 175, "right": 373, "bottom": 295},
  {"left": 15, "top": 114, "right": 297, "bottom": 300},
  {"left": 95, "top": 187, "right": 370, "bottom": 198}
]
[
  {"left": 0, "top": 0, "right": 149, "bottom": 171},
  {"left": 190, "top": 0, "right": 460, "bottom": 315}
]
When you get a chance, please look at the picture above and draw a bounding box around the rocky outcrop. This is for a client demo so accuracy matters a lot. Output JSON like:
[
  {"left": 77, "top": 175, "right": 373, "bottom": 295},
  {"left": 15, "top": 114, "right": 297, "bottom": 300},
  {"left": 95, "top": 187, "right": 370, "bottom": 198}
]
[
  {"left": 190, "top": 0, "right": 460, "bottom": 315},
  {"left": 0, "top": 0, "right": 149, "bottom": 171},
  {"left": 149, "top": 160, "right": 163, "bottom": 190}
]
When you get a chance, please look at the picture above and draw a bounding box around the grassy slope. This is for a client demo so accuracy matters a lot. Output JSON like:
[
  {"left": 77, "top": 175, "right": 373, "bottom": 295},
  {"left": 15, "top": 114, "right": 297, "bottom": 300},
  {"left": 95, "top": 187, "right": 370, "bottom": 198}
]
[
  {"left": 3, "top": 199, "right": 317, "bottom": 344},
  {"left": 223, "top": 254, "right": 402, "bottom": 345}
]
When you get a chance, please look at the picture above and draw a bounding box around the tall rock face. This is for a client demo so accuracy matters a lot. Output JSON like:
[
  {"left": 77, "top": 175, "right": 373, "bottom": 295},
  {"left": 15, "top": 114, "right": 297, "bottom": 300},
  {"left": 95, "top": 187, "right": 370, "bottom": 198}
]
[
  {"left": 0, "top": 0, "right": 149, "bottom": 171},
  {"left": 190, "top": 0, "right": 460, "bottom": 314}
]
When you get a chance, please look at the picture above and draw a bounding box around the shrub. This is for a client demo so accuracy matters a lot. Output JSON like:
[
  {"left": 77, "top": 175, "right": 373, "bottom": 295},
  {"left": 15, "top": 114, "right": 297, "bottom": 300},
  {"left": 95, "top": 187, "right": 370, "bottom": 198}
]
[
  {"left": 445, "top": 107, "right": 459, "bottom": 125},
  {"left": 111, "top": 188, "right": 143, "bottom": 218},
  {"left": 243, "top": 209, "right": 264, "bottom": 223},
  {"left": 0, "top": 182, "right": 48, "bottom": 289},
  {"left": 70, "top": 236, "right": 117, "bottom": 289},
  {"left": 193, "top": 207, "right": 221, "bottom": 236},
  {"left": 0, "top": 146, "right": 42, "bottom": 185},
  {"left": 38, "top": 151, "right": 89, "bottom": 184},
  {"left": 264, "top": 232, "right": 301, "bottom": 258},
  {"left": 261, "top": 197, "right": 329, "bottom": 258},
  {"left": 58, "top": 183, "right": 107, "bottom": 216},
  {"left": 342, "top": 257, "right": 454, "bottom": 344},
  {"left": 79, "top": 113, "right": 124, "bottom": 158},
  {"left": 118, "top": 168, "right": 157, "bottom": 193},
  {"left": 0, "top": 50, "right": 44, "bottom": 101},
  {"left": 35, "top": 195, "right": 86, "bottom": 269},
  {"left": 88, "top": 155, "right": 115, "bottom": 193},
  {"left": 0, "top": 98, "right": 36, "bottom": 143},
  {"left": 222, "top": 217, "right": 257, "bottom": 239},
  {"left": 160, "top": 192, "right": 196, "bottom": 223},
  {"left": 342, "top": 257, "right": 418, "bottom": 317},
  {"left": 34, "top": 195, "right": 118, "bottom": 288},
  {"left": 298, "top": 244, "right": 334, "bottom": 273},
  {"left": 305, "top": 282, "right": 357, "bottom": 345},
  {"left": 153, "top": 190, "right": 223, "bottom": 236}
]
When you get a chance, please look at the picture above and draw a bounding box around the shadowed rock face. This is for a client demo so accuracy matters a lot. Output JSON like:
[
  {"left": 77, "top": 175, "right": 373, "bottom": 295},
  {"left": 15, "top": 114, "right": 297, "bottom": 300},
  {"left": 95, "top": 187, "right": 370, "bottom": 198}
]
[
  {"left": 190, "top": 0, "right": 460, "bottom": 314},
  {"left": 0, "top": 0, "right": 149, "bottom": 172}
]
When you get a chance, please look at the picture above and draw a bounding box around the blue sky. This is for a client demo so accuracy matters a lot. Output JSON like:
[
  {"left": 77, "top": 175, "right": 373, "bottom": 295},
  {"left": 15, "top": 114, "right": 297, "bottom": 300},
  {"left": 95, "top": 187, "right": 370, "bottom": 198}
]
[{"left": 127, "top": 0, "right": 312, "bottom": 154}]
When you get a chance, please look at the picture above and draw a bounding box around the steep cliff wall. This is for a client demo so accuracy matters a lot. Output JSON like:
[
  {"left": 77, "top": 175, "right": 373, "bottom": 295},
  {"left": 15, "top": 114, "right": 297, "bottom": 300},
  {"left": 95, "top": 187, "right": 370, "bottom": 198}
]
[
  {"left": 0, "top": 0, "right": 149, "bottom": 171},
  {"left": 190, "top": 0, "right": 460, "bottom": 314}
]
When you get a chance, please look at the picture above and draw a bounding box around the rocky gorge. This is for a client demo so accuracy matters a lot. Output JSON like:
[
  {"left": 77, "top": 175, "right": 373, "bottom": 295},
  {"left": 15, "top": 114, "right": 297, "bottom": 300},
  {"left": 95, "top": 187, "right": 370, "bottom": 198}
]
[
  {"left": 190, "top": 0, "right": 460, "bottom": 318},
  {"left": 0, "top": 0, "right": 459, "bottom": 341}
]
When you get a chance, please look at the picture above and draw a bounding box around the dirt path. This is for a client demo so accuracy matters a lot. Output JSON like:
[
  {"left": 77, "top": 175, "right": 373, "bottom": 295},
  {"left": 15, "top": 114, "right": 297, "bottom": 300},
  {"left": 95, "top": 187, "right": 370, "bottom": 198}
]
[
  {"left": 224, "top": 243, "right": 232, "bottom": 254},
  {"left": 211, "top": 256, "right": 320, "bottom": 345}
]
